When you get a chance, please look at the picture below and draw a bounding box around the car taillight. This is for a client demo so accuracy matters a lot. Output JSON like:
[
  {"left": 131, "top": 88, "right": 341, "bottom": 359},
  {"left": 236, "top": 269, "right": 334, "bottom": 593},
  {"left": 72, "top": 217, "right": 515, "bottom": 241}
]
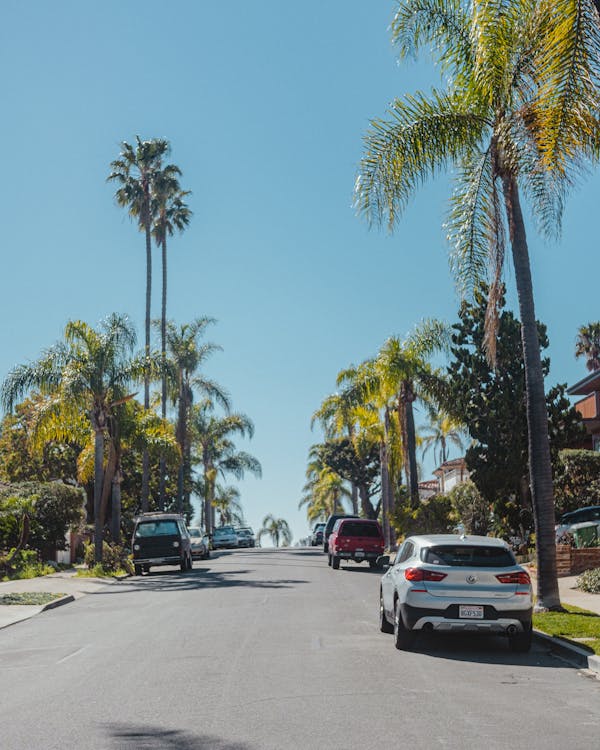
[
  {"left": 496, "top": 572, "right": 531, "bottom": 585},
  {"left": 405, "top": 567, "right": 447, "bottom": 582}
]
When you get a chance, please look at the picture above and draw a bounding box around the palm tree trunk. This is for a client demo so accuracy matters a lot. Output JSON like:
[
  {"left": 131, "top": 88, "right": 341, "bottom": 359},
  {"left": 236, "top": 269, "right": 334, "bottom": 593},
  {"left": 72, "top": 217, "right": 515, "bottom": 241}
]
[
  {"left": 159, "top": 236, "right": 168, "bottom": 511},
  {"left": 350, "top": 483, "right": 359, "bottom": 515},
  {"left": 111, "top": 466, "right": 122, "bottom": 544},
  {"left": 93, "top": 427, "right": 105, "bottom": 564},
  {"left": 141, "top": 222, "right": 152, "bottom": 513},
  {"left": 380, "top": 438, "right": 391, "bottom": 549},
  {"left": 502, "top": 175, "right": 560, "bottom": 611},
  {"left": 176, "top": 380, "right": 186, "bottom": 513},
  {"left": 403, "top": 384, "right": 420, "bottom": 509}
]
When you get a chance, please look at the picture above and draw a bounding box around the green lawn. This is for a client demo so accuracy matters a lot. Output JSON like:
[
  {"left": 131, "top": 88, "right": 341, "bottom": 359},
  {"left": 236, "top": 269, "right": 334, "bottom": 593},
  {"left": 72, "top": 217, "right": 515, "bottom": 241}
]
[
  {"left": 534, "top": 604, "right": 600, "bottom": 655},
  {"left": 0, "top": 592, "right": 66, "bottom": 606}
]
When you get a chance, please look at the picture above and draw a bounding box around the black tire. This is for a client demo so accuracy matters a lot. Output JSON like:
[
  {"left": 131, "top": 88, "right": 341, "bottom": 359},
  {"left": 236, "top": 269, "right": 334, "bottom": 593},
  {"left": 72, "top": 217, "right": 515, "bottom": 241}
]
[
  {"left": 187, "top": 554, "right": 193, "bottom": 570},
  {"left": 143, "top": 565, "right": 150, "bottom": 574},
  {"left": 205, "top": 550, "right": 210, "bottom": 559},
  {"left": 509, "top": 622, "right": 532, "bottom": 653},
  {"left": 134, "top": 564, "right": 142, "bottom": 576},
  {"left": 327, "top": 553, "right": 332, "bottom": 567},
  {"left": 323, "top": 542, "right": 328, "bottom": 554},
  {"left": 180, "top": 557, "right": 187, "bottom": 572},
  {"left": 369, "top": 560, "right": 380, "bottom": 570},
  {"left": 380, "top": 593, "right": 394, "bottom": 634},
  {"left": 394, "top": 599, "right": 415, "bottom": 650},
  {"left": 332, "top": 555, "right": 340, "bottom": 570}
]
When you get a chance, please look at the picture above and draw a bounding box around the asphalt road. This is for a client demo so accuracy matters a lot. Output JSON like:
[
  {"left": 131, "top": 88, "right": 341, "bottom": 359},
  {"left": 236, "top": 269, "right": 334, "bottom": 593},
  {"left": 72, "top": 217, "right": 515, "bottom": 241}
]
[{"left": 1, "top": 547, "right": 599, "bottom": 750}]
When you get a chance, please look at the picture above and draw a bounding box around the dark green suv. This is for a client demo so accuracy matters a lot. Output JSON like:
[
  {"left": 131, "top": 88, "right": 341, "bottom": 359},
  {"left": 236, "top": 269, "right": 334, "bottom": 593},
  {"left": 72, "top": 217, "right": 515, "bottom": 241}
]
[{"left": 132, "top": 513, "right": 193, "bottom": 575}]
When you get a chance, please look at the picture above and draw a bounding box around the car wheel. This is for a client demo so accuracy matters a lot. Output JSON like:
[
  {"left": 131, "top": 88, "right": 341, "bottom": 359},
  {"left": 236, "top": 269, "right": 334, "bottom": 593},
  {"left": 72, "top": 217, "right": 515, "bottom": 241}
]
[
  {"left": 509, "top": 621, "right": 532, "bottom": 653},
  {"left": 143, "top": 565, "right": 150, "bottom": 574},
  {"left": 327, "top": 553, "right": 332, "bottom": 567},
  {"left": 180, "top": 557, "right": 187, "bottom": 572},
  {"left": 380, "top": 593, "right": 394, "bottom": 634},
  {"left": 369, "top": 560, "right": 380, "bottom": 569},
  {"left": 188, "top": 554, "right": 193, "bottom": 570},
  {"left": 134, "top": 564, "right": 142, "bottom": 576},
  {"left": 332, "top": 555, "right": 340, "bottom": 570},
  {"left": 394, "top": 599, "right": 415, "bottom": 650},
  {"left": 323, "top": 542, "right": 328, "bottom": 554}
]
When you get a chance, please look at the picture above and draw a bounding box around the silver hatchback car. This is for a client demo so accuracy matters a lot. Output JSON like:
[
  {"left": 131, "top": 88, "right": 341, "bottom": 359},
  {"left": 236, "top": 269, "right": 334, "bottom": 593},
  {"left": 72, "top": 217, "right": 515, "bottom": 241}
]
[{"left": 379, "top": 534, "right": 533, "bottom": 652}]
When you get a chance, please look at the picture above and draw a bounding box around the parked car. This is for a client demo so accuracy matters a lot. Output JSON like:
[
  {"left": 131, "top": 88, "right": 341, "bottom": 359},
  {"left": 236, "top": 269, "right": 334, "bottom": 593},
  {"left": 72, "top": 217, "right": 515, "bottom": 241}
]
[
  {"left": 310, "top": 523, "right": 325, "bottom": 546},
  {"left": 235, "top": 527, "right": 256, "bottom": 548},
  {"left": 323, "top": 513, "right": 359, "bottom": 553},
  {"left": 212, "top": 525, "right": 239, "bottom": 549},
  {"left": 379, "top": 534, "right": 533, "bottom": 652},
  {"left": 328, "top": 519, "right": 384, "bottom": 569},
  {"left": 188, "top": 527, "right": 210, "bottom": 560},
  {"left": 132, "top": 513, "right": 193, "bottom": 575}
]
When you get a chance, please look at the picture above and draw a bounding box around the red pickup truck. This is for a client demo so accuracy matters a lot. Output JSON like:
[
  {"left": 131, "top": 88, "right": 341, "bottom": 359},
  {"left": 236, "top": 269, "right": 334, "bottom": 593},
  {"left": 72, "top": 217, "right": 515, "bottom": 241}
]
[{"left": 328, "top": 519, "right": 385, "bottom": 570}]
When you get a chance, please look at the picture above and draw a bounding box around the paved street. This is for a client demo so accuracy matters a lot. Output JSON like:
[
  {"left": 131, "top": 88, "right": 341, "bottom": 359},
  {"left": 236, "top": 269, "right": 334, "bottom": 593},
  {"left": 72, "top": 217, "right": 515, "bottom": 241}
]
[{"left": 1, "top": 547, "right": 599, "bottom": 749}]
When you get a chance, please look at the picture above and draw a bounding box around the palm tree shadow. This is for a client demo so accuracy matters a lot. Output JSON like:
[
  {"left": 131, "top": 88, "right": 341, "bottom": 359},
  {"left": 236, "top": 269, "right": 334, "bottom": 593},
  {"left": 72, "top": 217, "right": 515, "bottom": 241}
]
[{"left": 105, "top": 724, "right": 254, "bottom": 749}]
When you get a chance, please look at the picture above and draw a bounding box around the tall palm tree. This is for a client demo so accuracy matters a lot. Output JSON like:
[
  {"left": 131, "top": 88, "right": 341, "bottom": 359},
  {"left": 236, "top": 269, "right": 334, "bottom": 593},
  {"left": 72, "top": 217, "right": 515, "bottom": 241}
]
[
  {"left": 575, "top": 322, "right": 600, "bottom": 372},
  {"left": 258, "top": 514, "right": 292, "bottom": 548},
  {"left": 191, "top": 400, "right": 261, "bottom": 534},
  {"left": 420, "top": 407, "right": 466, "bottom": 468},
  {"left": 213, "top": 485, "right": 245, "bottom": 527},
  {"left": 163, "top": 319, "right": 229, "bottom": 513},
  {"left": 299, "top": 446, "right": 351, "bottom": 522},
  {"left": 371, "top": 321, "right": 448, "bottom": 509},
  {"left": 311, "top": 392, "right": 361, "bottom": 514},
  {"left": 108, "top": 136, "right": 172, "bottom": 511},
  {"left": 152, "top": 173, "right": 192, "bottom": 509},
  {"left": 355, "top": 0, "right": 600, "bottom": 610},
  {"left": 1, "top": 314, "right": 137, "bottom": 562}
]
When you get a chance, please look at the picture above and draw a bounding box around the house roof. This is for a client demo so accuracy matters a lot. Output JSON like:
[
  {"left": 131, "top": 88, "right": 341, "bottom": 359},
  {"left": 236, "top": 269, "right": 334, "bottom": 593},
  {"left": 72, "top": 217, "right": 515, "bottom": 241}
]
[
  {"left": 432, "top": 457, "right": 467, "bottom": 476},
  {"left": 568, "top": 369, "right": 600, "bottom": 396}
]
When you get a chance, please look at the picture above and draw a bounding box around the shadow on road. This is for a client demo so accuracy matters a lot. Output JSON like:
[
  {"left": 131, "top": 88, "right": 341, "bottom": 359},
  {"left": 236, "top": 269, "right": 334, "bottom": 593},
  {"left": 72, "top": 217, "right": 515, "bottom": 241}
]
[
  {"left": 335, "top": 565, "right": 383, "bottom": 574},
  {"left": 105, "top": 724, "right": 255, "bottom": 749},
  {"left": 408, "top": 631, "right": 580, "bottom": 668},
  {"left": 90, "top": 566, "right": 309, "bottom": 594}
]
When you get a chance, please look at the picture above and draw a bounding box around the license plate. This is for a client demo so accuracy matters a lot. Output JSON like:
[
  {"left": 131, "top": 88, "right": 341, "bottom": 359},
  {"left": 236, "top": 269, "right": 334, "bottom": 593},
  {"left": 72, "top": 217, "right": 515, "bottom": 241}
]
[
  {"left": 459, "top": 605, "right": 484, "bottom": 619},
  {"left": 355, "top": 550, "right": 364, "bottom": 558}
]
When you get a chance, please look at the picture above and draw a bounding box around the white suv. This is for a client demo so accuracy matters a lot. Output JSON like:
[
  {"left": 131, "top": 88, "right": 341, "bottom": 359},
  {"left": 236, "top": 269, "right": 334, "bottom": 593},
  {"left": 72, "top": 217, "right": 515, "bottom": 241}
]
[{"left": 379, "top": 534, "right": 533, "bottom": 652}]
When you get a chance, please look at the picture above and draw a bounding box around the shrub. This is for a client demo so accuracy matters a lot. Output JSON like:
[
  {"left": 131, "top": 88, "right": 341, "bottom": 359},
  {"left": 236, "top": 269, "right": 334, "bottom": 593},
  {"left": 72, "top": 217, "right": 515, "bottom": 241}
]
[
  {"left": 577, "top": 568, "right": 600, "bottom": 594},
  {"left": 0, "top": 548, "right": 56, "bottom": 581},
  {"left": 554, "top": 449, "right": 600, "bottom": 516},
  {"left": 83, "top": 541, "right": 133, "bottom": 575},
  {"left": 392, "top": 492, "right": 453, "bottom": 538},
  {"left": 447, "top": 481, "right": 490, "bottom": 535}
]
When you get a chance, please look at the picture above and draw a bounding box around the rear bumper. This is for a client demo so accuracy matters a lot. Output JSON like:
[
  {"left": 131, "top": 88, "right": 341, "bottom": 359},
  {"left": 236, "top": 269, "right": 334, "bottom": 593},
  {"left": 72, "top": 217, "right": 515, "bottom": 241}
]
[
  {"left": 133, "top": 556, "right": 182, "bottom": 566},
  {"left": 401, "top": 602, "right": 533, "bottom": 632},
  {"left": 336, "top": 550, "right": 382, "bottom": 562}
]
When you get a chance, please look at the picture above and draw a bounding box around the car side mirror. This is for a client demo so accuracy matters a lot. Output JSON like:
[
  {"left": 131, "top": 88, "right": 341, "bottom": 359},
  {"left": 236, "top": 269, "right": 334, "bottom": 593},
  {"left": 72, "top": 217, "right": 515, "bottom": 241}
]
[{"left": 376, "top": 555, "right": 390, "bottom": 569}]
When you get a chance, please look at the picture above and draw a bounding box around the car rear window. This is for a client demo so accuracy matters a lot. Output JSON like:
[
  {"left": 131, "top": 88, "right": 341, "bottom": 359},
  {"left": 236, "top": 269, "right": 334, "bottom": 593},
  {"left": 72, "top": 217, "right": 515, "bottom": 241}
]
[
  {"left": 339, "top": 521, "right": 381, "bottom": 537},
  {"left": 422, "top": 545, "right": 515, "bottom": 567},
  {"left": 135, "top": 520, "right": 179, "bottom": 537},
  {"left": 188, "top": 529, "right": 201, "bottom": 537}
]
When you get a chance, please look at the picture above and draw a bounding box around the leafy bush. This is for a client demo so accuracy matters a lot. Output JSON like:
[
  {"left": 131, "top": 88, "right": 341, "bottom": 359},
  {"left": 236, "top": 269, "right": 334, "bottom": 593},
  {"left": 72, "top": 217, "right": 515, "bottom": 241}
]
[
  {"left": 577, "top": 568, "right": 600, "bottom": 594},
  {"left": 83, "top": 541, "right": 133, "bottom": 575},
  {"left": 554, "top": 449, "right": 600, "bottom": 516},
  {"left": 392, "top": 492, "right": 453, "bottom": 538},
  {"left": 447, "top": 481, "right": 490, "bottom": 535},
  {"left": 0, "top": 548, "right": 56, "bottom": 581}
]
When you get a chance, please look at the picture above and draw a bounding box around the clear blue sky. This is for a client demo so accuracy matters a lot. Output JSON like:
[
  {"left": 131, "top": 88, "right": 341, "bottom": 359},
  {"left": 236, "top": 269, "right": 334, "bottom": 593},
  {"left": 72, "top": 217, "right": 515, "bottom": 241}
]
[{"left": 1, "top": 1, "right": 598, "bottom": 543}]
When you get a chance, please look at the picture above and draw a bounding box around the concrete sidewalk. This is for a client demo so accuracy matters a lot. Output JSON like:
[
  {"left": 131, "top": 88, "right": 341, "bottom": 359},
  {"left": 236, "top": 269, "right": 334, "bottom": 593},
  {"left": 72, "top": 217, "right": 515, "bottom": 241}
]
[
  {"left": 0, "top": 569, "right": 122, "bottom": 630},
  {"left": 555, "top": 573, "right": 600, "bottom": 614}
]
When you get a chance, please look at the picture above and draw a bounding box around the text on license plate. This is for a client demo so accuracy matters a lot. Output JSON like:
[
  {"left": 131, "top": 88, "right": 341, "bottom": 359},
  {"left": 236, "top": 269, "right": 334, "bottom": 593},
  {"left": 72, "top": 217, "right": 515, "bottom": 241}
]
[
  {"left": 459, "top": 605, "right": 484, "bottom": 619},
  {"left": 355, "top": 550, "right": 364, "bottom": 557}
]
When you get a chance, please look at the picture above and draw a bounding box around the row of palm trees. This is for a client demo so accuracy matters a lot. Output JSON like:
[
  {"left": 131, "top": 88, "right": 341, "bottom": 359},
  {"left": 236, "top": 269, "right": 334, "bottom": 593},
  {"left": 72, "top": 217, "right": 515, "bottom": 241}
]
[
  {"left": 304, "top": 321, "right": 458, "bottom": 549},
  {"left": 108, "top": 137, "right": 192, "bottom": 512},
  {"left": 0, "top": 314, "right": 261, "bottom": 563},
  {"left": 348, "top": 0, "right": 600, "bottom": 611}
]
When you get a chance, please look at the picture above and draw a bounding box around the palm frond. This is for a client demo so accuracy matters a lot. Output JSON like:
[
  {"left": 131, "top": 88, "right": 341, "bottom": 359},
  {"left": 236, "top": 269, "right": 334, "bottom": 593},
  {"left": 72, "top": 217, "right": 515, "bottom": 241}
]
[{"left": 355, "top": 89, "right": 488, "bottom": 230}]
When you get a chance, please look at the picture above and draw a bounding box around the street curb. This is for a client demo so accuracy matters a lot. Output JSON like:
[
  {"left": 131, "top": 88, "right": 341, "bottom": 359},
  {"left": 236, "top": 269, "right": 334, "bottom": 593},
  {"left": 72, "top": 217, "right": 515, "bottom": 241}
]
[
  {"left": 40, "top": 594, "right": 75, "bottom": 611},
  {"left": 533, "top": 629, "right": 600, "bottom": 675}
]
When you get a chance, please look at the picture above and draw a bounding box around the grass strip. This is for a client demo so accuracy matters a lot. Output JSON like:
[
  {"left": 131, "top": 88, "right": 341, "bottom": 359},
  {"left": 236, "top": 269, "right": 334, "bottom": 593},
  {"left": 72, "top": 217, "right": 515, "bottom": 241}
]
[
  {"left": 0, "top": 592, "right": 66, "bottom": 606},
  {"left": 533, "top": 604, "right": 600, "bottom": 655}
]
